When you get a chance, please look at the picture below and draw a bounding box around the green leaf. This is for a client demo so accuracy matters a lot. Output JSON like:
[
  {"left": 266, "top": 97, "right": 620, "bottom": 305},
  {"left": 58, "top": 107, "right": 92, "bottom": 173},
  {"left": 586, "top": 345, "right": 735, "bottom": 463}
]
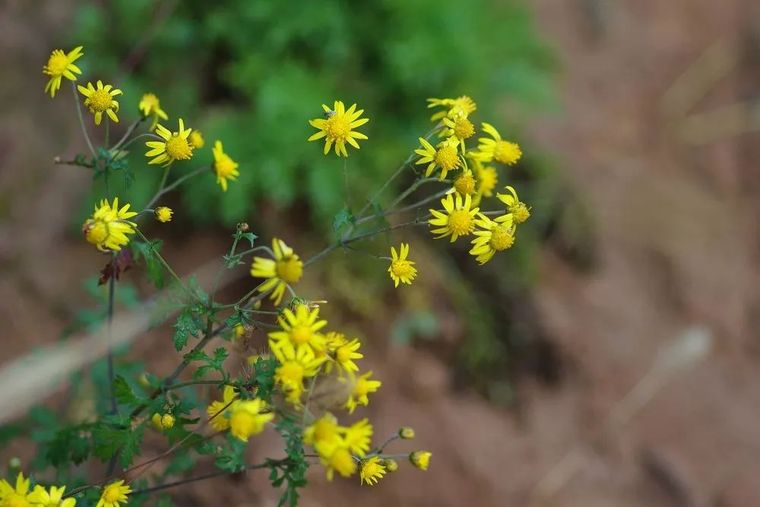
[
  {"left": 131, "top": 239, "right": 165, "bottom": 288},
  {"left": 113, "top": 375, "right": 143, "bottom": 407},
  {"left": 331, "top": 206, "right": 355, "bottom": 235},
  {"left": 173, "top": 305, "right": 204, "bottom": 351}
]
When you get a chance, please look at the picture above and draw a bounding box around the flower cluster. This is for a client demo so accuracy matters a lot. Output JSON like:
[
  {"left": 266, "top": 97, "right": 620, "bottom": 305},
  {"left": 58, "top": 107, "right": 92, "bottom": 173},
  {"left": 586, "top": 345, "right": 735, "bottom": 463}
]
[{"left": 0, "top": 472, "right": 133, "bottom": 507}]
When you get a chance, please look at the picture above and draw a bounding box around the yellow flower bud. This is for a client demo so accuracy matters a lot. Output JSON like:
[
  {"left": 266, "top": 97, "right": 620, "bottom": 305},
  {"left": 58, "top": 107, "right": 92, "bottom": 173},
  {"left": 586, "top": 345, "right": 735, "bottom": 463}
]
[
  {"left": 138, "top": 372, "right": 151, "bottom": 388},
  {"left": 151, "top": 413, "right": 163, "bottom": 430},
  {"left": 161, "top": 414, "right": 175, "bottom": 429},
  {"left": 409, "top": 451, "right": 431, "bottom": 471},
  {"left": 399, "top": 426, "right": 415, "bottom": 440},
  {"left": 382, "top": 458, "right": 398, "bottom": 472},
  {"left": 155, "top": 206, "right": 173, "bottom": 223}
]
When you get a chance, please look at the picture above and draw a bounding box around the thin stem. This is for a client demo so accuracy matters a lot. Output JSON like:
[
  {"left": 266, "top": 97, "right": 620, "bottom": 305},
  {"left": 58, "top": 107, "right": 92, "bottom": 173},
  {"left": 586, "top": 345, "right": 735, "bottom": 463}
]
[
  {"left": 111, "top": 118, "right": 145, "bottom": 151},
  {"left": 104, "top": 268, "right": 118, "bottom": 477},
  {"left": 389, "top": 177, "right": 444, "bottom": 209},
  {"left": 105, "top": 119, "right": 110, "bottom": 150},
  {"left": 354, "top": 188, "right": 448, "bottom": 227},
  {"left": 135, "top": 229, "right": 188, "bottom": 292},
  {"left": 119, "top": 132, "right": 160, "bottom": 152},
  {"left": 71, "top": 81, "right": 95, "bottom": 156},
  {"left": 144, "top": 166, "right": 210, "bottom": 211}
]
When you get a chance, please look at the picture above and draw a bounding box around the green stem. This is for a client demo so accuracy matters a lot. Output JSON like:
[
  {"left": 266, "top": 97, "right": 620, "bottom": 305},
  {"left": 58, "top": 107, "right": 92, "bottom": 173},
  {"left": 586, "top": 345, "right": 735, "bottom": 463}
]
[
  {"left": 111, "top": 118, "right": 145, "bottom": 151},
  {"left": 71, "top": 81, "right": 95, "bottom": 156}
]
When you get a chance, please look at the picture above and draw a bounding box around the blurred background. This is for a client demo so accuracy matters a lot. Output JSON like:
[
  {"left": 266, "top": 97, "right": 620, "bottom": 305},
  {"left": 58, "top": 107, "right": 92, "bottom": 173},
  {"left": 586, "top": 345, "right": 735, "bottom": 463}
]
[{"left": 1, "top": 0, "right": 759, "bottom": 505}]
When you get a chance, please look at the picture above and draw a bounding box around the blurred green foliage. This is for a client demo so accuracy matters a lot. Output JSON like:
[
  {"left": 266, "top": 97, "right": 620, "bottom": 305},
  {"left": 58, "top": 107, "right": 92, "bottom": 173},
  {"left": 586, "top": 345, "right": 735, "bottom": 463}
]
[{"left": 72, "top": 0, "right": 555, "bottom": 226}]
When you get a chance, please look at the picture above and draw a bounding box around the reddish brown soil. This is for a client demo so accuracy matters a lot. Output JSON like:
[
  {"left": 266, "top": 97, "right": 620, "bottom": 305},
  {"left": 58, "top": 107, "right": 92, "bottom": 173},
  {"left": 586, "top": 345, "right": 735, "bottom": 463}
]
[{"left": 2, "top": 1, "right": 760, "bottom": 506}]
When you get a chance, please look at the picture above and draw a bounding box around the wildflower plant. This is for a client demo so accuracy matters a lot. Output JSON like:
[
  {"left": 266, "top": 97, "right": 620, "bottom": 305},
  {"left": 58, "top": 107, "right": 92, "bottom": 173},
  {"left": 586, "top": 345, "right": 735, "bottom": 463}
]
[{"left": 2, "top": 45, "right": 532, "bottom": 506}]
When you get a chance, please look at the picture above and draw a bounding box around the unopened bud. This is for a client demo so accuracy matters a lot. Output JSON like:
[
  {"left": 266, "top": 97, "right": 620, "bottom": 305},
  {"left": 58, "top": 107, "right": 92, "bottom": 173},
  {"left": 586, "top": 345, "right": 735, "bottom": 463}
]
[
  {"left": 399, "top": 427, "right": 415, "bottom": 439},
  {"left": 409, "top": 451, "right": 431, "bottom": 471},
  {"left": 382, "top": 458, "right": 398, "bottom": 472}
]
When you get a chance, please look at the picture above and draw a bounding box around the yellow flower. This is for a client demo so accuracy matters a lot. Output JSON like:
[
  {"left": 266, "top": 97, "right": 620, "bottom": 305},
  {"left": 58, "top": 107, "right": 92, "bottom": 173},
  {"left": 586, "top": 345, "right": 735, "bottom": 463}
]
[
  {"left": 427, "top": 96, "right": 477, "bottom": 122},
  {"left": 28, "top": 484, "right": 76, "bottom": 507},
  {"left": 304, "top": 412, "right": 341, "bottom": 447},
  {"left": 43, "top": 46, "right": 83, "bottom": 98},
  {"left": 360, "top": 456, "right": 386, "bottom": 486},
  {"left": 345, "top": 371, "right": 381, "bottom": 413},
  {"left": 154, "top": 206, "right": 173, "bottom": 223},
  {"left": 212, "top": 140, "right": 239, "bottom": 192},
  {"left": 441, "top": 114, "right": 476, "bottom": 150},
  {"left": 138, "top": 93, "right": 168, "bottom": 130},
  {"left": 496, "top": 185, "right": 531, "bottom": 224},
  {"left": 189, "top": 130, "right": 205, "bottom": 149},
  {"left": 415, "top": 137, "right": 461, "bottom": 180},
  {"left": 272, "top": 345, "right": 325, "bottom": 405},
  {"left": 250, "top": 238, "right": 303, "bottom": 306},
  {"left": 145, "top": 118, "right": 194, "bottom": 166},
  {"left": 77, "top": 80, "right": 122, "bottom": 125},
  {"left": 388, "top": 243, "right": 417, "bottom": 287},
  {"left": 453, "top": 169, "right": 476, "bottom": 196},
  {"left": 475, "top": 163, "right": 498, "bottom": 198},
  {"left": 343, "top": 418, "right": 373, "bottom": 456},
  {"left": 332, "top": 337, "right": 363, "bottom": 373},
  {"left": 409, "top": 451, "right": 432, "bottom": 471},
  {"left": 308, "top": 100, "right": 369, "bottom": 157},
  {"left": 476, "top": 123, "right": 522, "bottom": 165},
  {"left": 469, "top": 214, "right": 515, "bottom": 264},
  {"left": 428, "top": 193, "right": 479, "bottom": 242},
  {"left": 207, "top": 385, "right": 238, "bottom": 432},
  {"left": 268, "top": 304, "right": 327, "bottom": 355},
  {"left": 229, "top": 398, "right": 274, "bottom": 442},
  {"left": 96, "top": 480, "right": 131, "bottom": 507},
  {"left": 316, "top": 442, "right": 356, "bottom": 481},
  {"left": 82, "top": 198, "right": 138, "bottom": 252},
  {"left": 0, "top": 472, "right": 32, "bottom": 506}
]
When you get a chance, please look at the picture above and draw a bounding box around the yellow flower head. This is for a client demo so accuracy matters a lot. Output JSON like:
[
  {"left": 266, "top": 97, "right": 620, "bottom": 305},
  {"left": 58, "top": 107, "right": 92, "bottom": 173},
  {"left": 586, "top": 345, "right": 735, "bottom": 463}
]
[
  {"left": 272, "top": 345, "right": 325, "bottom": 405},
  {"left": 82, "top": 197, "right": 138, "bottom": 252},
  {"left": 415, "top": 137, "right": 461, "bottom": 180},
  {"left": 77, "top": 80, "right": 122, "bottom": 125},
  {"left": 343, "top": 418, "right": 373, "bottom": 456},
  {"left": 453, "top": 169, "right": 476, "bottom": 196},
  {"left": 496, "top": 185, "right": 531, "bottom": 224},
  {"left": 331, "top": 337, "right": 363, "bottom": 373},
  {"left": 43, "top": 46, "right": 83, "bottom": 98},
  {"left": 145, "top": 118, "right": 194, "bottom": 166},
  {"left": 409, "top": 451, "right": 432, "bottom": 471},
  {"left": 229, "top": 398, "right": 274, "bottom": 442},
  {"left": 388, "top": 242, "right": 417, "bottom": 288},
  {"left": 470, "top": 214, "right": 515, "bottom": 265},
  {"left": 189, "top": 130, "right": 205, "bottom": 149},
  {"left": 475, "top": 123, "right": 522, "bottom": 165},
  {"left": 345, "top": 371, "right": 381, "bottom": 413},
  {"left": 308, "top": 100, "right": 369, "bottom": 157},
  {"left": 250, "top": 238, "right": 303, "bottom": 306},
  {"left": 151, "top": 413, "right": 175, "bottom": 431},
  {"left": 29, "top": 484, "right": 76, "bottom": 507},
  {"left": 304, "top": 412, "right": 342, "bottom": 447},
  {"left": 154, "top": 206, "right": 173, "bottom": 223},
  {"left": 475, "top": 163, "right": 498, "bottom": 199},
  {"left": 441, "top": 114, "right": 476, "bottom": 150},
  {"left": 428, "top": 193, "right": 479, "bottom": 242},
  {"left": 138, "top": 93, "right": 168, "bottom": 130},
  {"left": 427, "top": 96, "right": 477, "bottom": 122},
  {"left": 96, "top": 480, "right": 131, "bottom": 507},
  {"left": 0, "top": 472, "right": 32, "bottom": 506},
  {"left": 269, "top": 304, "right": 327, "bottom": 355},
  {"left": 317, "top": 442, "right": 357, "bottom": 481},
  {"left": 207, "top": 385, "right": 238, "bottom": 432},
  {"left": 360, "top": 456, "right": 387, "bottom": 486},
  {"left": 212, "top": 140, "right": 240, "bottom": 192}
]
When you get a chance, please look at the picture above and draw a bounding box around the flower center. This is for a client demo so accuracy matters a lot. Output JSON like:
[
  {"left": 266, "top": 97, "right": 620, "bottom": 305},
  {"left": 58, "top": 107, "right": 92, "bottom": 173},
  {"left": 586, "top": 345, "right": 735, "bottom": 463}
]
[
  {"left": 276, "top": 256, "right": 303, "bottom": 283},
  {"left": 391, "top": 260, "right": 414, "bottom": 279},
  {"left": 279, "top": 362, "right": 304, "bottom": 385},
  {"left": 47, "top": 52, "right": 69, "bottom": 75},
  {"left": 83, "top": 219, "right": 109, "bottom": 246},
  {"left": 325, "top": 114, "right": 350, "bottom": 140},
  {"left": 454, "top": 173, "right": 475, "bottom": 195},
  {"left": 447, "top": 209, "right": 473, "bottom": 236},
  {"left": 490, "top": 224, "right": 515, "bottom": 251},
  {"left": 88, "top": 89, "right": 113, "bottom": 113},
  {"left": 6, "top": 495, "right": 30, "bottom": 507},
  {"left": 510, "top": 203, "right": 531, "bottom": 224},
  {"left": 493, "top": 141, "right": 522, "bottom": 165},
  {"left": 215, "top": 154, "right": 236, "bottom": 176},
  {"left": 453, "top": 116, "right": 475, "bottom": 140},
  {"left": 336, "top": 346, "right": 352, "bottom": 363},
  {"left": 165, "top": 135, "right": 193, "bottom": 161},
  {"left": 435, "top": 144, "right": 460, "bottom": 171},
  {"left": 103, "top": 486, "right": 121, "bottom": 502},
  {"left": 291, "top": 326, "right": 312, "bottom": 345}
]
